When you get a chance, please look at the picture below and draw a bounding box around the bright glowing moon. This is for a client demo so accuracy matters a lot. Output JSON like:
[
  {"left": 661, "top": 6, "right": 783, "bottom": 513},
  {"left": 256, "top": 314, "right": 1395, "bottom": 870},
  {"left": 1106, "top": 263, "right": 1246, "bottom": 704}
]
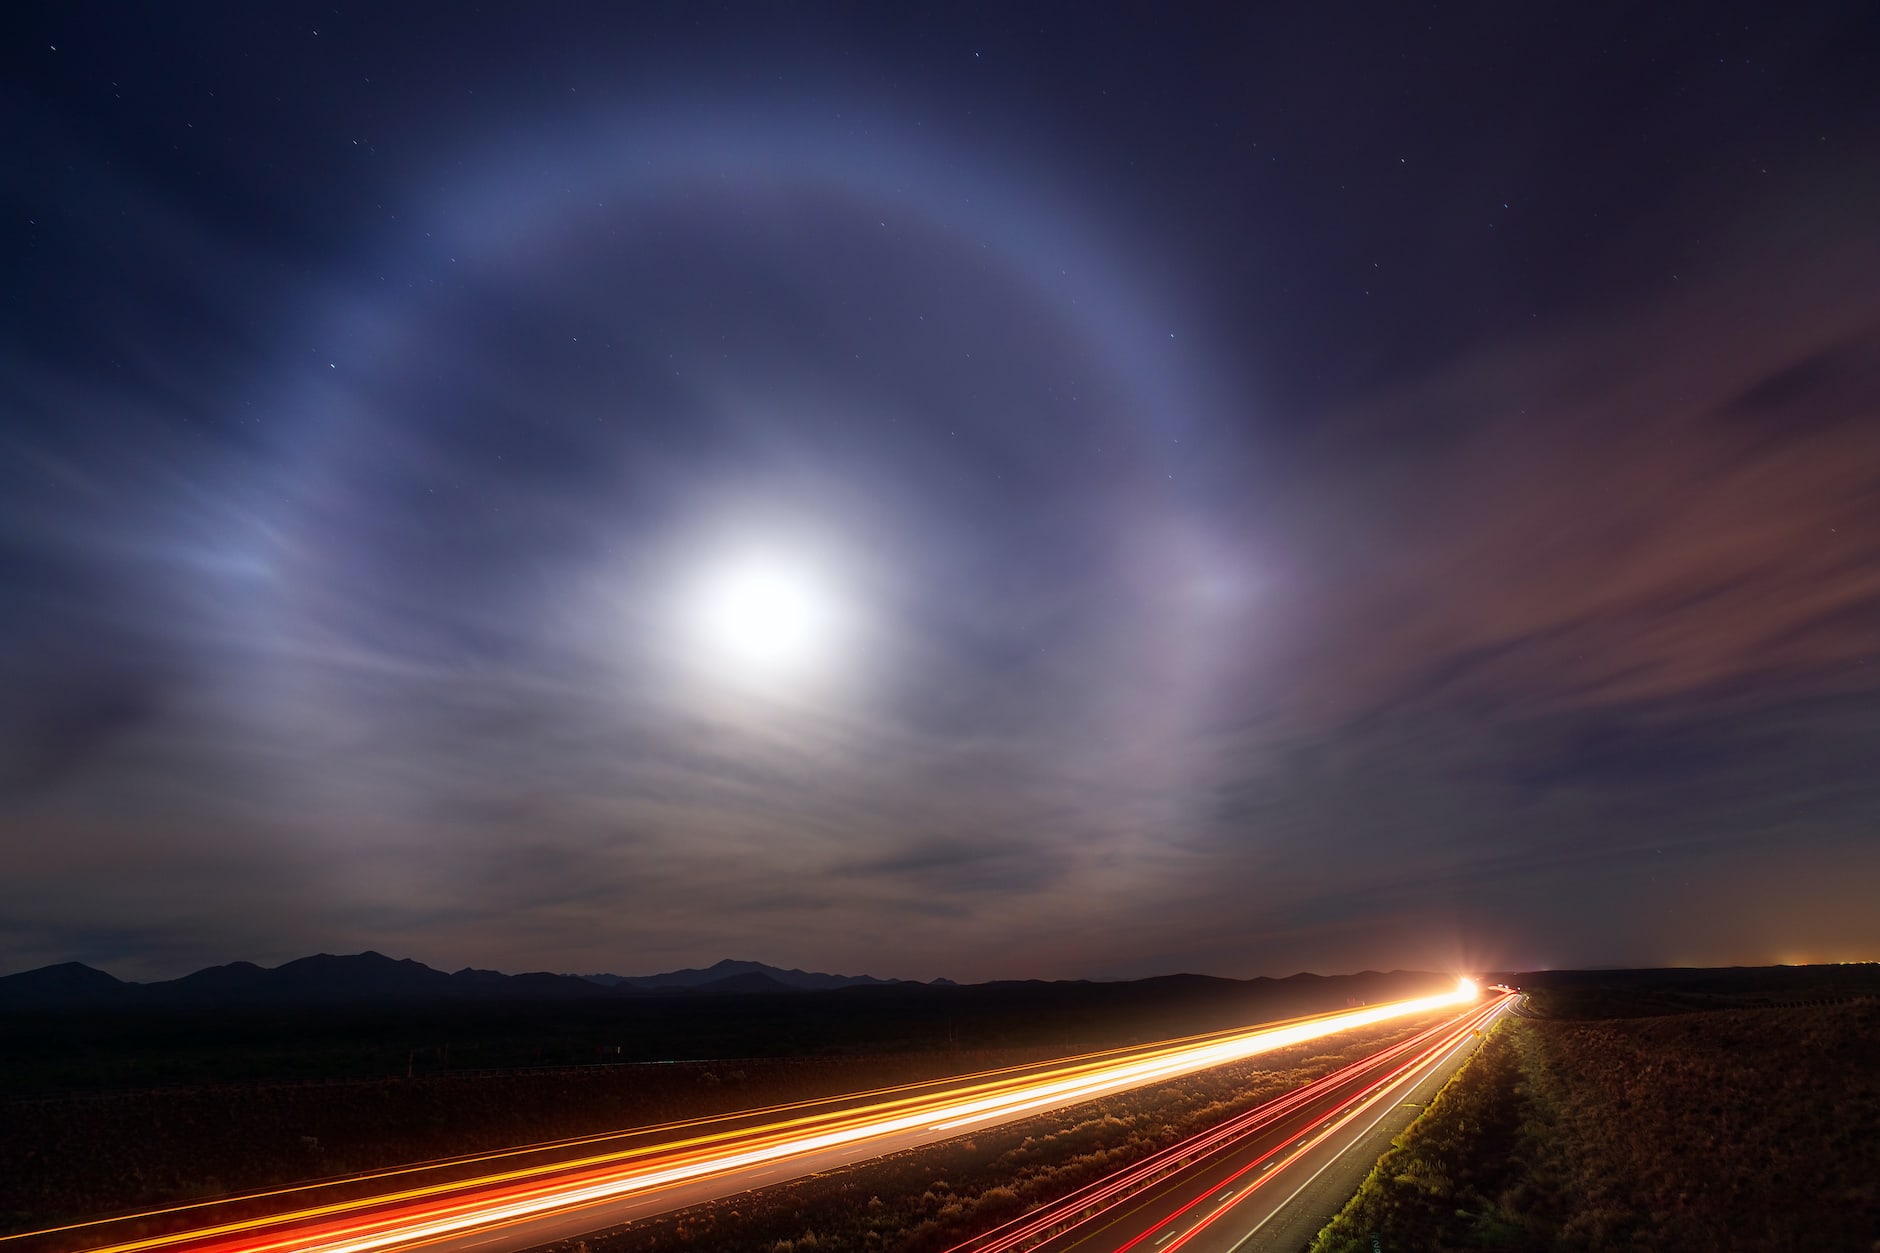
[{"left": 690, "top": 553, "right": 842, "bottom": 682}]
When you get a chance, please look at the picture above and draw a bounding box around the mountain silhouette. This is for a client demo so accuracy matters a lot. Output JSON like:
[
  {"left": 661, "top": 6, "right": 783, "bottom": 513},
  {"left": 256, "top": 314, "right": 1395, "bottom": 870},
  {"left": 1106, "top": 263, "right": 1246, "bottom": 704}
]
[
  {"left": 0, "top": 952, "right": 925, "bottom": 1008},
  {"left": 0, "top": 960, "right": 133, "bottom": 1007},
  {"left": 579, "top": 957, "right": 908, "bottom": 992},
  {"left": 0, "top": 954, "right": 1447, "bottom": 1016},
  {"left": 0, "top": 951, "right": 611, "bottom": 1008}
]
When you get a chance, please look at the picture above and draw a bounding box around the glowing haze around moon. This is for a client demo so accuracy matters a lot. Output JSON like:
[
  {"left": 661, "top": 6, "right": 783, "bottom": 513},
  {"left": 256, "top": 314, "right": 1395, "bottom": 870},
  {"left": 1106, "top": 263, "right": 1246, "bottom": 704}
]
[
  {"left": 688, "top": 550, "right": 847, "bottom": 686},
  {"left": 10, "top": 7, "right": 1879, "bottom": 984}
]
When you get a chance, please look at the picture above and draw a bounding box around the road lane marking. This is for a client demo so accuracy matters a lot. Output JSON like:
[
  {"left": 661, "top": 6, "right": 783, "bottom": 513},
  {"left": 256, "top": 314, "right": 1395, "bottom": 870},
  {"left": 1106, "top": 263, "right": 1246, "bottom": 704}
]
[
  {"left": 995, "top": 999, "right": 1507, "bottom": 1253},
  {"left": 71, "top": 997, "right": 1512, "bottom": 1253},
  {"left": 1223, "top": 1025, "right": 1489, "bottom": 1253}
]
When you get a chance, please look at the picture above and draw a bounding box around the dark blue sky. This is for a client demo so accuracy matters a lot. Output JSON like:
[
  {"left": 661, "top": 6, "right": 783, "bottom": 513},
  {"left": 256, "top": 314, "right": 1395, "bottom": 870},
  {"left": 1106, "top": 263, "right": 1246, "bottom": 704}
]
[{"left": 4, "top": 3, "right": 1878, "bottom": 981}]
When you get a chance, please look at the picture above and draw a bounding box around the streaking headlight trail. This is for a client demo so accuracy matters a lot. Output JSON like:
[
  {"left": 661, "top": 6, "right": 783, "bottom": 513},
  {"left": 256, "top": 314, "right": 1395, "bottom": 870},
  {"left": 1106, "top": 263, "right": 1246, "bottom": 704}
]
[{"left": 24, "top": 981, "right": 1486, "bottom": 1253}]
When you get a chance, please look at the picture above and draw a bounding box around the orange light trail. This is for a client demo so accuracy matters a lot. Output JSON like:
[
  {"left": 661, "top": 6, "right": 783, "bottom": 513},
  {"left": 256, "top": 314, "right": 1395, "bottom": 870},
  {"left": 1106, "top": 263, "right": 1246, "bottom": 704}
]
[
  {"left": 28, "top": 980, "right": 1485, "bottom": 1253},
  {"left": 942, "top": 995, "right": 1506, "bottom": 1253},
  {"left": 1118, "top": 996, "right": 1506, "bottom": 1253}
]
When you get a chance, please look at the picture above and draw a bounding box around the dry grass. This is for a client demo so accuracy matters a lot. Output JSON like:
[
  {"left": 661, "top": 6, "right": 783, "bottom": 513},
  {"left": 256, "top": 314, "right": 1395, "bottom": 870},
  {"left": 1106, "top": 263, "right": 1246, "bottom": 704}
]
[
  {"left": 1313, "top": 999, "right": 1880, "bottom": 1252},
  {"left": 1312, "top": 1020, "right": 1534, "bottom": 1250}
]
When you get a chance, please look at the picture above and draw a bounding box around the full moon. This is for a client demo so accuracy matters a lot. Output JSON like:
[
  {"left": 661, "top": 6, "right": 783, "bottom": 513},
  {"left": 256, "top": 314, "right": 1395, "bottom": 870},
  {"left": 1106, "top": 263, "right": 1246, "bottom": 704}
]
[{"left": 689, "top": 553, "right": 844, "bottom": 683}]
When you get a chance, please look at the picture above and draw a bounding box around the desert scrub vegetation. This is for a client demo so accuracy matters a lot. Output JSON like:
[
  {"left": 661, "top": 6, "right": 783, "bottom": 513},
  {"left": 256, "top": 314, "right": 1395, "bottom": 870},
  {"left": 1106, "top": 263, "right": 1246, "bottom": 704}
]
[
  {"left": 1313, "top": 999, "right": 1880, "bottom": 1252},
  {"left": 1311, "top": 1021, "right": 1535, "bottom": 1251},
  {"left": 537, "top": 1013, "right": 1453, "bottom": 1253}
]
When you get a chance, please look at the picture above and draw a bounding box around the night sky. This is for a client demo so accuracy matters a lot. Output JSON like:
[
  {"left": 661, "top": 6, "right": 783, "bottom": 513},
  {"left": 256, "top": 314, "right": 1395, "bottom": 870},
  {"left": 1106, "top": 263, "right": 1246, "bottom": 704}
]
[{"left": 5, "top": 5, "right": 1878, "bottom": 983}]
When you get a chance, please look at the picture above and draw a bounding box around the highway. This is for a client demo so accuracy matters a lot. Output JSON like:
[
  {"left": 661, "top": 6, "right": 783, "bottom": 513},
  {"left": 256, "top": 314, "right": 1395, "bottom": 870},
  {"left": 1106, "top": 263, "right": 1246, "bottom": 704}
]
[
  {"left": 947, "top": 992, "right": 1514, "bottom": 1253},
  {"left": 15, "top": 981, "right": 1490, "bottom": 1253}
]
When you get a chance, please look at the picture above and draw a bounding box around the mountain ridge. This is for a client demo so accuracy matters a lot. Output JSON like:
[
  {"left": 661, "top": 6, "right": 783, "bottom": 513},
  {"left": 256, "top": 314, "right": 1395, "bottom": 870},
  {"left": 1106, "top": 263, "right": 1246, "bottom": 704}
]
[
  {"left": 577, "top": 957, "right": 905, "bottom": 992},
  {"left": 0, "top": 952, "right": 929, "bottom": 1008},
  {"left": 0, "top": 952, "right": 1441, "bottom": 1010}
]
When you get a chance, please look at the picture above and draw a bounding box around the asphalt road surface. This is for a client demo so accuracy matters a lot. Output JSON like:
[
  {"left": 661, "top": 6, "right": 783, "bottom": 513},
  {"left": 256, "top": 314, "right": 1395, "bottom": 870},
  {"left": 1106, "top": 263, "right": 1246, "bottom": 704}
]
[
  {"left": 26, "top": 985, "right": 1491, "bottom": 1253},
  {"left": 985, "top": 994, "right": 1514, "bottom": 1253}
]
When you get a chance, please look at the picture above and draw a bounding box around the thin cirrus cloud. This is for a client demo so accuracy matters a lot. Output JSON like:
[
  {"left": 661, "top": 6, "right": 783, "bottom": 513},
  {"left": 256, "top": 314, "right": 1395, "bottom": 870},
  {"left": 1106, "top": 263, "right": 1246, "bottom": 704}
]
[{"left": 2, "top": 9, "right": 1878, "bottom": 981}]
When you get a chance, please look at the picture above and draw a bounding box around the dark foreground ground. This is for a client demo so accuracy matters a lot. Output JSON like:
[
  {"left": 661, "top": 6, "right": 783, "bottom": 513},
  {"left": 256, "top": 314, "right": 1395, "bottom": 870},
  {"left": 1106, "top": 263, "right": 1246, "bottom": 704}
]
[
  {"left": 0, "top": 970, "right": 1444, "bottom": 1233},
  {"left": 0, "top": 970, "right": 1442, "bottom": 1094},
  {"left": 1312, "top": 964, "right": 1880, "bottom": 1252}
]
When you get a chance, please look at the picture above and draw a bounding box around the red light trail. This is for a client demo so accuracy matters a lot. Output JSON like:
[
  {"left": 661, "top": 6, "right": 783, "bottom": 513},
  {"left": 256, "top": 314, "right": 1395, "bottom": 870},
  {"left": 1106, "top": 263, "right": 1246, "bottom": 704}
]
[{"left": 11, "top": 982, "right": 1495, "bottom": 1253}]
